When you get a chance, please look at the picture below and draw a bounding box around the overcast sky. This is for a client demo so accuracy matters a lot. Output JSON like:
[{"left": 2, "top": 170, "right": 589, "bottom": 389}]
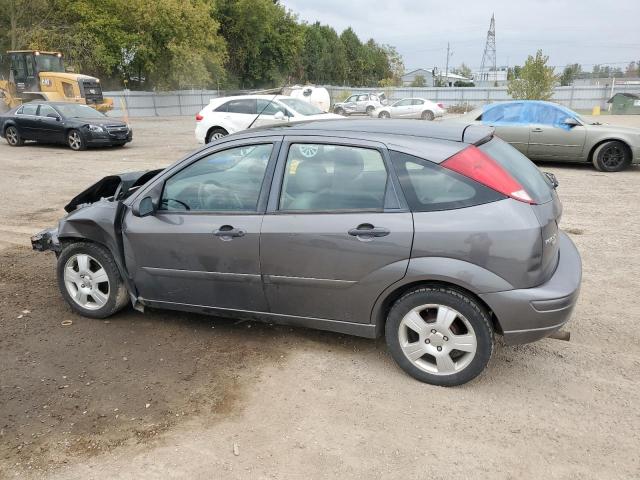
[{"left": 281, "top": 0, "right": 640, "bottom": 72}]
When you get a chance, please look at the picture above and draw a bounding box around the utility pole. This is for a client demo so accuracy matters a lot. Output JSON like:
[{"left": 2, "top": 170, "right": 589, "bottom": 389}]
[{"left": 445, "top": 42, "right": 451, "bottom": 87}]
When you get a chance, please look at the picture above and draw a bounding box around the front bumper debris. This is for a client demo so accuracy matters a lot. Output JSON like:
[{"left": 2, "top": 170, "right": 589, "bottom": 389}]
[{"left": 31, "top": 228, "right": 60, "bottom": 252}]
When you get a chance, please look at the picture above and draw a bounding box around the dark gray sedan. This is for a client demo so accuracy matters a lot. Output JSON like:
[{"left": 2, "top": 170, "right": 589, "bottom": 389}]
[{"left": 31, "top": 120, "right": 582, "bottom": 386}]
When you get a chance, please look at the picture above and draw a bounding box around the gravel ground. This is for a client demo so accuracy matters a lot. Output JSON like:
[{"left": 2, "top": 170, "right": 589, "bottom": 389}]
[{"left": 0, "top": 115, "right": 639, "bottom": 479}]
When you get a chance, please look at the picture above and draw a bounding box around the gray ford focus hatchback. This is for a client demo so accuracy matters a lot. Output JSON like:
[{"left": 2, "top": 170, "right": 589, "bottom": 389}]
[{"left": 32, "top": 119, "right": 582, "bottom": 386}]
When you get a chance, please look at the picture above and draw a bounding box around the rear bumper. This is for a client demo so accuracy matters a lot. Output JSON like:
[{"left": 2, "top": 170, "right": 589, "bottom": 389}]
[{"left": 480, "top": 231, "right": 582, "bottom": 345}]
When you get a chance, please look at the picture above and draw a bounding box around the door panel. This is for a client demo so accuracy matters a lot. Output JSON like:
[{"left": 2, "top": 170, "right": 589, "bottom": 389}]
[
  {"left": 15, "top": 104, "right": 39, "bottom": 139},
  {"left": 124, "top": 213, "right": 266, "bottom": 310},
  {"left": 492, "top": 124, "right": 530, "bottom": 155},
  {"left": 123, "top": 141, "right": 279, "bottom": 311},
  {"left": 261, "top": 139, "right": 412, "bottom": 324},
  {"left": 36, "top": 104, "right": 64, "bottom": 142},
  {"left": 528, "top": 124, "right": 586, "bottom": 160},
  {"left": 260, "top": 213, "right": 413, "bottom": 323}
]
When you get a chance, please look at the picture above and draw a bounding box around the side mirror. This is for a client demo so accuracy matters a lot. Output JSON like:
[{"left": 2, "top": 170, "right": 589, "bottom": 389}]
[
  {"left": 132, "top": 196, "right": 156, "bottom": 217},
  {"left": 273, "top": 111, "right": 285, "bottom": 121},
  {"left": 47, "top": 113, "right": 61, "bottom": 121},
  {"left": 563, "top": 117, "right": 580, "bottom": 127}
]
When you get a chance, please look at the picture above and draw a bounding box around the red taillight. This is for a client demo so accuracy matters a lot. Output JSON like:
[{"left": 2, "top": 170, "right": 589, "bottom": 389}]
[
  {"left": 437, "top": 102, "right": 445, "bottom": 109},
  {"left": 442, "top": 146, "right": 534, "bottom": 204},
  {"left": 195, "top": 113, "right": 204, "bottom": 121}
]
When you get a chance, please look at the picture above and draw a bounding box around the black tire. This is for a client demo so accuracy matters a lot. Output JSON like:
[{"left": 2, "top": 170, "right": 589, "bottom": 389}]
[
  {"left": 67, "top": 129, "right": 86, "bottom": 151},
  {"left": 112, "top": 142, "right": 127, "bottom": 147},
  {"left": 56, "top": 242, "right": 129, "bottom": 319},
  {"left": 334, "top": 107, "right": 346, "bottom": 116},
  {"left": 5, "top": 125, "right": 24, "bottom": 146},
  {"left": 385, "top": 286, "right": 494, "bottom": 386},
  {"left": 366, "top": 105, "right": 375, "bottom": 115},
  {"left": 421, "top": 110, "right": 435, "bottom": 121},
  {"left": 206, "top": 127, "right": 228, "bottom": 144},
  {"left": 378, "top": 111, "right": 390, "bottom": 119},
  {"left": 592, "top": 140, "right": 631, "bottom": 172}
]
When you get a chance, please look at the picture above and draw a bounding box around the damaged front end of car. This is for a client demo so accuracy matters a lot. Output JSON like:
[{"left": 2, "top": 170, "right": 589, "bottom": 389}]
[{"left": 30, "top": 168, "right": 163, "bottom": 254}]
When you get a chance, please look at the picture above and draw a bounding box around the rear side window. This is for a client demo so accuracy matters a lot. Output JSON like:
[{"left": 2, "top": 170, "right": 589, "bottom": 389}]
[
  {"left": 479, "top": 138, "right": 553, "bottom": 204},
  {"left": 391, "top": 151, "right": 505, "bottom": 212},
  {"left": 216, "top": 99, "right": 256, "bottom": 114},
  {"left": 21, "top": 104, "right": 38, "bottom": 115}
]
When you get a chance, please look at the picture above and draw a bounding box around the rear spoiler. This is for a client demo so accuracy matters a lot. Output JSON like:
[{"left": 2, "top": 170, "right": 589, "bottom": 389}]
[
  {"left": 462, "top": 124, "right": 494, "bottom": 146},
  {"left": 64, "top": 169, "right": 163, "bottom": 212}
]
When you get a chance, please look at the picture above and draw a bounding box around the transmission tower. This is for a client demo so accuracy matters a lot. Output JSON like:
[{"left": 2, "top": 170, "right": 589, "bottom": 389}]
[{"left": 479, "top": 14, "right": 497, "bottom": 85}]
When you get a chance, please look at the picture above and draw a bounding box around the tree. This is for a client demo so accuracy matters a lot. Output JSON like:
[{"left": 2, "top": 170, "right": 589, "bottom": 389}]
[
  {"left": 340, "top": 27, "right": 365, "bottom": 86},
  {"left": 452, "top": 63, "right": 472, "bottom": 80},
  {"left": 559, "top": 63, "right": 582, "bottom": 86},
  {"left": 507, "top": 50, "right": 557, "bottom": 100},
  {"left": 411, "top": 75, "right": 426, "bottom": 87}
]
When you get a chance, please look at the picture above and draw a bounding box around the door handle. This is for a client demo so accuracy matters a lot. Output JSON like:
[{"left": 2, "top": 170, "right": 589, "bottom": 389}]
[
  {"left": 348, "top": 223, "right": 390, "bottom": 238},
  {"left": 214, "top": 225, "right": 245, "bottom": 239},
  {"left": 532, "top": 128, "right": 543, "bottom": 133}
]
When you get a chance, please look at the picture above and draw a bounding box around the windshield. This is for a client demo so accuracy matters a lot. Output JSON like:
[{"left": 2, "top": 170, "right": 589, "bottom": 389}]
[
  {"left": 279, "top": 98, "right": 324, "bottom": 116},
  {"left": 55, "top": 104, "right": 105, "bottom": 119},
  {"left": 35, "top": 54, "right": 65, "bottom": 73}
]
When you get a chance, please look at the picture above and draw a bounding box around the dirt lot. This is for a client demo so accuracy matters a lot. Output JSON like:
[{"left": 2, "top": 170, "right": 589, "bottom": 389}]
[{"left": 1, "top": 115, "right": 639, "bottom": 479}]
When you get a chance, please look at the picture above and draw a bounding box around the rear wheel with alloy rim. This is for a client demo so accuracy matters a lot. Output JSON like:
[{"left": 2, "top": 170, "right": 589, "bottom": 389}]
[
  {"left": 379, "top": 111, "right": 391, "bottom": 118},
  {"left": 206, "top": 127, "right": 228, "bottom": 143},
  {"left": 5, "top": 126, "right": 24, "bottom": 146},
  {"left": 67, "top": 129, "right": 86, "bottom": 150},
  {"left": 592, "top": 140, "right": 631, "bottom": 172},
  {"left": 57, "top": 242, "right": 129, "bottom": 318},
  {"left": 385, "top": 287, "right": 493, "bottom": 386},
  {"left": 421, "top": 110, "right": 435, "bottom": 121}
]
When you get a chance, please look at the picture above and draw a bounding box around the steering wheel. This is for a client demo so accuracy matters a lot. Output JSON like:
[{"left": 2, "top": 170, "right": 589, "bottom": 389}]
[{"left": 197, "top": 180, "right": 244, "bottom": 210}]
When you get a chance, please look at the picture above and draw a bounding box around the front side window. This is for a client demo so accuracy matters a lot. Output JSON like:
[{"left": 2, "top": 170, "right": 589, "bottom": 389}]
[
  {"left": 280, "top": 144, "right": 388, "bottom": 212},
  {"left": 257, "top": 99, "right": 287, "bottom": 116},
  {"left": 345, "top": 95, "right": 357, "bottom": 103},
  {"left": 279, "top": 98, "right": 323, "bottom": 116},
  {"left": 38, "top": 104, "right": 57, "bottom": 117},
  {"left": 161, "top": 144, "right": 272, "bottom": 212},
  {"left": 483, "top": 103, "right": 523, "bottom": 123},
  {"left": 394, "top": 99, "right": 412, "bottom": 107},
  {"left": 391, "top": 151, "right": 504, "bottom": 212}
]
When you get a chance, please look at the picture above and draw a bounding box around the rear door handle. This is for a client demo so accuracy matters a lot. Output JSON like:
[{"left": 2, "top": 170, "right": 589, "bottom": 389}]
[
  {"left": 348, "top": 223, "right": 390, "bottom": 238},
  {"left": 214, "top": 225, "right": 245, "bottom": 239},
  {"left": 532, "top": 127, "right": 543, "bottom": 133}
]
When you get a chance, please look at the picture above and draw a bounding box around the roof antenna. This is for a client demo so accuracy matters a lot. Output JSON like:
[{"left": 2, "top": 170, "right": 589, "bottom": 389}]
[{"left": 246, "top": 84, "right": 285, "bottom": 131}]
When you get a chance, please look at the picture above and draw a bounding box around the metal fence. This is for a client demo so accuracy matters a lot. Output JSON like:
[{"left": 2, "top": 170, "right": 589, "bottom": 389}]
[{"left": 104, "top": 84, "right": 640, "bottom": 117}]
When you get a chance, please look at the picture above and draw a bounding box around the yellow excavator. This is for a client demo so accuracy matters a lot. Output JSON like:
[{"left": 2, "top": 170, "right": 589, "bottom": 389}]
[{"left": 0, "top": 50, "right": 113, "bottom": 113}]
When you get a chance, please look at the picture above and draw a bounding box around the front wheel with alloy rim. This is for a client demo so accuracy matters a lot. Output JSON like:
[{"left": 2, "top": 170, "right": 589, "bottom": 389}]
[
  {"left": 5, "top": 126, "right": 24, "bottom": 146},
  {"left": 206, "top": 127, "right": 228, "bottom": 143},
  {"left": 379, "top": 111, "right": 391, "bottom": 118},
  {"left": 57, "top": 242, "right": 129, "bottom": 319},
  {"left": 334, "top": 107, "right": 346, "bottom": 116},
  {"left": 592, "top": 140, "right": 631, "bottom": 172},
  {"left": 385, "top": 287, "right": 493, "bottom": 386},
  {"left": 67, "top": 129, "right": 86, "bottom": 151}
]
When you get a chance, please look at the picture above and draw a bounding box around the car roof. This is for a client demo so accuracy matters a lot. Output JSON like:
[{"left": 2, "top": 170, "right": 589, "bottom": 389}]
[{"left": 214, "top": 119, "right": 494, "bottom": 164}]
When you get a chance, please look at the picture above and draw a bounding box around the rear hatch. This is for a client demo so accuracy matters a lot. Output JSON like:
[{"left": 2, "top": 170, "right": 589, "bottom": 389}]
[{"left": 478, "top": 138, "right": 560, "bottom": 284}]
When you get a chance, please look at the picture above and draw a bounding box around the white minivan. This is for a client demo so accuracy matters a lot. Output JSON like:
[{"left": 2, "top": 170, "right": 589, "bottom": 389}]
[{"left": 195, "top": 95, "right": 342, "bottom": 144}]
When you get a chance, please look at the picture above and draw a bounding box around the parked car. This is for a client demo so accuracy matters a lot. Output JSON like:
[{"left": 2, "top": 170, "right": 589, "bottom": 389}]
[
  {"left": 333, "top": 92, "right": 387, "bottom": 116},
  {"left": 372, "top": 98, "right": 445, "bottom": 120},
  {"left": 0, "top": 102, "right": 132, "bottom": 150},
  {"left": 455, "top": 100, "right": 640, "bottom": 171},
  {"left": 31, "top": 119, "right": 581, "bottom": 386},
  {"left": 194, "top": 95, "right": 341, "bottom": 144}
]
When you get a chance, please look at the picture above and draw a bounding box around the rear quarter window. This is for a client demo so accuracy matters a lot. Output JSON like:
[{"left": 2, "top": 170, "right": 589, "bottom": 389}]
[
  {"left": 479, "top": 138, "right": 553, "bottom": 204},
  {"left": 391, "top": 151, "right": 505, "bottom": 212}
]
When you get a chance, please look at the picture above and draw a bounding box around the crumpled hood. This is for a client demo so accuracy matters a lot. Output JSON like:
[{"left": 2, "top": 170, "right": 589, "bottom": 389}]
[{"left": 64, "top": 169, "right": 163, "bottom": 212}]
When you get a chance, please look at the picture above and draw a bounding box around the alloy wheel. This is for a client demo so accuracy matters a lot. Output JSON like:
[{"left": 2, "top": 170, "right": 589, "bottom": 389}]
[
  {"left": 601, "top": 144, "right": 625, "bottom": 169},
  {"left": 68, "top": 131, "right": 82, "bottom": 150},
  {"left": 63, "top": 254, "right": 110, "bottom": 310},
  {"left": 398, "top": 304, "right": 477, "bottom": 375},
  {"left": 6, "top": 127, "right": 18, "bottom": 145}
]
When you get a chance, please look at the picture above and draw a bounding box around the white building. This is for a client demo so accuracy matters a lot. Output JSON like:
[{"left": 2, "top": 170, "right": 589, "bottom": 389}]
[
  {"left": 472, "top": 68, "right": 508, "bottom": 87},
  {"left": 401, "top": 68, "right": 473, "bottom": 87}
]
